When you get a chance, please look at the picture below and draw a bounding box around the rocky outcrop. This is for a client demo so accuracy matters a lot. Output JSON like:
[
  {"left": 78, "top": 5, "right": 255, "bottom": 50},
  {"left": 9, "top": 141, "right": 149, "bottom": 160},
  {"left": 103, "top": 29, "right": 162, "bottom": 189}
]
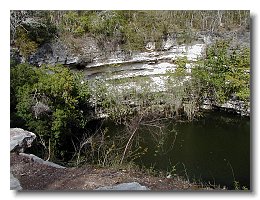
[
  {"left": 27, "top": 31, "right": 206, "bottom": 69},
  {"left": 201, "top": 98, "right": 250, "bottom": 117},
  {"left": 10, "top": 128, "right": 36, "bottom": 153},
  {"left": 13, "top": 31, "right": 250, "bottom": 118},
  {"left": 95, "top": 182, "right": 150, "bottom": 191},
  {"left": 10, "top": 128, "right": 35, "bottom": 190},
  {"left": 218, "top": 100, "right": 250, "bottom": 116},
  {"left": 26, "top": 31, "right": 249, "bottom": 69},
  {"left": 29, "top": 36, "right": 100, "bottom": 67},
  {"left": 10, "top": 128, "right": 65, "bottom": 190}
]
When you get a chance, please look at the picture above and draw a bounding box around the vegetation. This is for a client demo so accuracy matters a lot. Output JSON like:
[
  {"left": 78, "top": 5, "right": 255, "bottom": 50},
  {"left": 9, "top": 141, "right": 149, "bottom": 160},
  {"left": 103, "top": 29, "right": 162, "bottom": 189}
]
[
  {"left": 11, "top": 64, "right": 91, "bottom": 160},
  {"left": 11, "top": 10, "right": 250, "bottom": 54},
  {"left": 10, "top": 39, "right": 250, "bottom": 162},
  {"left": 11, "top": 11, "right": 57, "bottom": 55},
  {"left": 193, "top": 40, "right": 250, "bottom": 103},
  {"left": 10, "top": 10, "right": 250, "bottom": 189}
]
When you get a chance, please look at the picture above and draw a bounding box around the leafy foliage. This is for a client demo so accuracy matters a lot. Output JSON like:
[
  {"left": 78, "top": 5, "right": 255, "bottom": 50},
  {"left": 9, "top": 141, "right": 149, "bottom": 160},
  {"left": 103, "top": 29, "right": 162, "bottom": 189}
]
[
  {"left": 15, "top": 28, "right": 38, "bottom": 59},
  {"left": 11, "top": 64, "right": 91, "bottom": 160},
  {"left": 193, "top": 40, "right": 250, "bottom": 103}
]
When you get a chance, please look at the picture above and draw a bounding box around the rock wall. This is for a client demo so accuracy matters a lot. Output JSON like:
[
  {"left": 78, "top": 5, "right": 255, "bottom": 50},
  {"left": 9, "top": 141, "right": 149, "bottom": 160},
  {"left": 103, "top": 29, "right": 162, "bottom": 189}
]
[
  {"left": 11, "top": 31, "right": 250, "bottom": 117},
  {"left": 27, "top": 30, "right": 249, "bottom": 68}
]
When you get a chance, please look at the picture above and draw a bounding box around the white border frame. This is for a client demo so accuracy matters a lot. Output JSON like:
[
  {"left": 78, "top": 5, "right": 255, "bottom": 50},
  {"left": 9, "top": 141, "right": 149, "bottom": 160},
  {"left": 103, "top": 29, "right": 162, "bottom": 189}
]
[{"left": 1, "top": 0, "right": 259, "bottom": 199}]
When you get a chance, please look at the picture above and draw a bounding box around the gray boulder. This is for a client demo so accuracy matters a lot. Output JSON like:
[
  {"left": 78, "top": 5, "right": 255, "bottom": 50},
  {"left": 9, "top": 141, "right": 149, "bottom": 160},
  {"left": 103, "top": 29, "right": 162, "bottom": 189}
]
[
  {"left": 10, "top": 128, "right": 36, "bottom": 191},
  {"left": 95, "top": 182, "right": 150, "bottom": 191},
  {"left": 10, "top": 173, "right": 22, "bottom": 190},
  {"left": 10, "top": 128, "right": 36, "bottom": 153}
]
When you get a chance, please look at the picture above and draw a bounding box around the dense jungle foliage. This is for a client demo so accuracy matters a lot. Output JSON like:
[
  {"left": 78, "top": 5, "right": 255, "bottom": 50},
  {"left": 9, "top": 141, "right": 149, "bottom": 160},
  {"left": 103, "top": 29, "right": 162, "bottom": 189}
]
[{"left": 10, "top": 10, "right": 250, "bottom": 164}]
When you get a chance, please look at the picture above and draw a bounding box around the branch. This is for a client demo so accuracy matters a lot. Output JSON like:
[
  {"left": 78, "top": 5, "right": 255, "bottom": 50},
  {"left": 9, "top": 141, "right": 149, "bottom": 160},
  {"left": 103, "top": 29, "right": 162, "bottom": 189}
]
[{"left": 120, "top": 115, "right": 143, "bottom": 164}]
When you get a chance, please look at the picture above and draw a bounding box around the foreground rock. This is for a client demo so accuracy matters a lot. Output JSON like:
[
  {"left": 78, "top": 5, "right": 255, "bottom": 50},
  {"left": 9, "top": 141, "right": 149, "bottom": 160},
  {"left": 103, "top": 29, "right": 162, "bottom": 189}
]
[
  {"left": 10, "top": 128, "right": 65, "bottom": 190},
  {"left": 10, "top": 128, "right": 36, "bottom": 152},
  {"left": 10, "top": 128, "right": 37, "bottom": 190},
  {"left": 95, "top": 182, "right": 150, "bottom": 191},
  {"left": 10, "top": 173, "right": 22, "bottom": 190}
]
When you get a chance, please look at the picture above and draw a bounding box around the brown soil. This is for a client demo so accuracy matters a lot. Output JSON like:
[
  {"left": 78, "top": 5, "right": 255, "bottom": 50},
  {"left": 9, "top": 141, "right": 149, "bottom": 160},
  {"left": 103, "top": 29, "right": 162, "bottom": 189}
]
[{"left": 10, "top": 153, "right": 205, "bottom": 191}]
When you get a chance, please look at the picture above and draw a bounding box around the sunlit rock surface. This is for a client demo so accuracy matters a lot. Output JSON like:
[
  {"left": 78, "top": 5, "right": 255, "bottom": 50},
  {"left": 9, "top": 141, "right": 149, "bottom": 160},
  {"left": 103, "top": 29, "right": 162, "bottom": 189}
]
[{"left": 95, "top": 182, "right": 150, "bottom": 191}]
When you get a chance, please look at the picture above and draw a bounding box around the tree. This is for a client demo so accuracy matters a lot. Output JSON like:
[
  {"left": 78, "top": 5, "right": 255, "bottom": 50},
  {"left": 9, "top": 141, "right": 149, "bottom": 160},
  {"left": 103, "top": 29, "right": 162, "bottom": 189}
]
[{"left": 11, "top": 63, "right": 91, "bottom": 161}]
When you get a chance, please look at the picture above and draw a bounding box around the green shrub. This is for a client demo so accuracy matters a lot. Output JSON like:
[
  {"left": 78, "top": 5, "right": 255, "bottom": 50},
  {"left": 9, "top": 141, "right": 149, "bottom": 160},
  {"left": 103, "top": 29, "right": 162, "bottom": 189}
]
[
  {"left": 11, "top": 64, "right": 91, "bottom": 161},
  {"left": 15, "top": 28, "right": 38, "bottom": 59},
  {"left": 193, "top": 40, "right": 250, "bottom": 103}
]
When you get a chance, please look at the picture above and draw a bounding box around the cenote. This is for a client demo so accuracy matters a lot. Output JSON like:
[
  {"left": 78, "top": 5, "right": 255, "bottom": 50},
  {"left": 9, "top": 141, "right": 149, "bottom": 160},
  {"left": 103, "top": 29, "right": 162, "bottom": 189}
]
[{"left": 105, "top": 110, "right": 250, "bottom": 189}]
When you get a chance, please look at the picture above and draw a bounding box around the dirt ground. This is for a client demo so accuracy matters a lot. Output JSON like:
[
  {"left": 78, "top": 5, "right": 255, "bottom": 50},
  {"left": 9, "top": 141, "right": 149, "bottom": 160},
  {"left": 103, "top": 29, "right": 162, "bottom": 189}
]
[{"left": 10, "top": 153, "right": 206, "bottom": 191}]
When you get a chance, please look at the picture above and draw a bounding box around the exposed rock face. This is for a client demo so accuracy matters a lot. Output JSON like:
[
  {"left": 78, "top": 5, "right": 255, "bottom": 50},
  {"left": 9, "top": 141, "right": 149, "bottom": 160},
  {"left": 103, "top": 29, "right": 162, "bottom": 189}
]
[
  {"left": 29, "top": 36, "right": 100, "bottom": 67},
  {"left": 95, "top": 182, "right": 150, "bottom": 191},
  {"left": 13, "top": 30, "right": 249, "bottom": 69},
  {"left": 28, "top": 32, "right": 209, "bottom": 69},
  {"left": 82, "top": 43, "right": 205, "bottom": 81},
  {"left": 10, "top": 128, "right": 36, "bottom": 153},
  {"left": 201, "top": 98, "right": 250, "bottom": 117},
  {"left": 29, "top": 41, "right": 76, "bottom": 66},
  {"left": 218, "top": 100, "right": 250, "bottom": 116}
]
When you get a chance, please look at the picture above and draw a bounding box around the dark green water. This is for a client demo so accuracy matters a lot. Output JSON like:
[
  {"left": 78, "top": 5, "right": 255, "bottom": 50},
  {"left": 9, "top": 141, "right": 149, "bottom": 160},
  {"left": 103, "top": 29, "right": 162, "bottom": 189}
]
[{"left": 131, "top": 111, "right": 250, "bottom": 189}]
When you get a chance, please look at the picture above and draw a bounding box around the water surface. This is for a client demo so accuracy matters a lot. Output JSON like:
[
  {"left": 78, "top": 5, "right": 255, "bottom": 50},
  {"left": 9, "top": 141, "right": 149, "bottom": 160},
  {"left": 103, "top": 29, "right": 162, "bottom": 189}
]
[{"left": 133, "top": 111, "right": 250, "bottom": 189}]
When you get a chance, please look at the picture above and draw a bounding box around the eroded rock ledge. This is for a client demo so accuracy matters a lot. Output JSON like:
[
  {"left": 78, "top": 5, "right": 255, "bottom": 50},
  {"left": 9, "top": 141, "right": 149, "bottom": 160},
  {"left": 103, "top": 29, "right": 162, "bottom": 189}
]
[{"left": 202, "top": 99, "right": 250, "bottom": 117}]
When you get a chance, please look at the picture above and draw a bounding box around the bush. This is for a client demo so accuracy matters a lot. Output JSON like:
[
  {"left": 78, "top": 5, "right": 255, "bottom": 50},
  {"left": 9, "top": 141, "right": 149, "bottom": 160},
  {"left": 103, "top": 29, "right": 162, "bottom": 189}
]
[
  {"left": 193, "top": 40, "right": 250, "bottom": 103},
  {"left": 15, "top": 28, "right": 38, "bottom": 59}
]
